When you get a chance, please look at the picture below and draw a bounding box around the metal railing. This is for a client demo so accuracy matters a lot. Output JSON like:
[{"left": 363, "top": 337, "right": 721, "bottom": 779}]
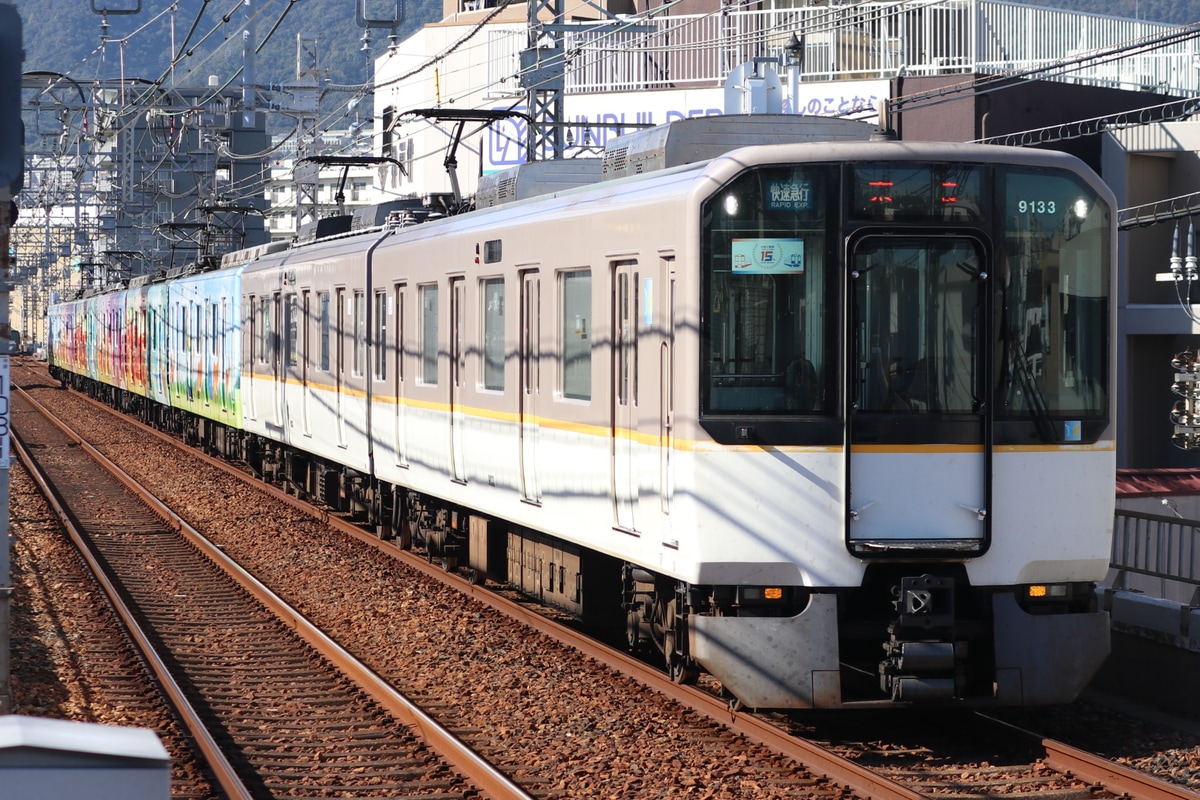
[
  {"left": 520, "top": 0, "right": 1200, "bottom": 97},
  {"left": 1111, "top": 509, "right": 1200, "bottom": 603}
]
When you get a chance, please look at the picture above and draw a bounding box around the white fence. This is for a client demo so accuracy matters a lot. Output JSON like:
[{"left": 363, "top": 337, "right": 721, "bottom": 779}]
[{"left": 512, "top": 0, "right": 1200, "bottom": 96}]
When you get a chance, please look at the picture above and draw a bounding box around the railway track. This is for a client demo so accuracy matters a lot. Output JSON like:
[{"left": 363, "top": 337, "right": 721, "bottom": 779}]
[
  {"left": 7, "top": 457, "right": 221, "bottom": 798},
  {"left": 781, "top": 708, "right": 1200, "bottom": 800},
  {"left": 11, "top": 359, "right": 1200, "bottom": 800},
  {"left": 13, "top": 384, "right": 531, "bottom": 799}
]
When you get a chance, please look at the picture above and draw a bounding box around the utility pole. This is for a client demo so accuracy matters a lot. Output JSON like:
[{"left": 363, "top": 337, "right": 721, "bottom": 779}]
[
  {"left": 0, "top": 0, "right": 24, "bottom": 716},
  {"left": 521, "top": 0, "right": 565, "bottom": 162},
  {"left": 287, "top": 36, "right": 326, "bottom": 232},
  {"left": 519, "top": 1, "right": 651, "bottom": 162}
]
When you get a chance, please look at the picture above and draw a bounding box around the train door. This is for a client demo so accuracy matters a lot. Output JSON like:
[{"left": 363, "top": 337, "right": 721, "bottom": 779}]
[
  {"left": 394, "top": 284, "right": 408, "bottom": 467},
  {"left": 847, "top": 235, "right": 991, "bottom": 553},
  {"left": 272, "top": 292, "right": 284, "bottom": 426},
  {"left": 217, "top": 299, "right": 226, "bottom": 414},
  {"left": 204, "top": 301, "right": 213, "bottom": 408},
  {"left": 212, "top": 300, "right": 221, "bottom": 409},
  {"left": 302, "top": 290, "right": 312, "bottom": 437},
  {"left": 137, "top": 303, "right": 148, "bottom": 393},
  {"left": 336, "top": 287, "right": 347, "bottom": 448},
  {"left": 285, "top": 292, "right": 300, "bottom": 431},
  {"left": 659, "top": 259, "right": 676, "bottom": 522},
  {"left": 188, "top": 303, "right": 198, "bottom": 403},
  {"left": 449, "top": 276, "right": 467, "bottom": 483},
  {"left": 246, "top": 296, "right": 257, "bottom": 420},
  {"left": 612, "top": 260, "right": 639, "bottom": 532},
  {"left": 519, "top": 270, "right": 541, "bottom": 503}
]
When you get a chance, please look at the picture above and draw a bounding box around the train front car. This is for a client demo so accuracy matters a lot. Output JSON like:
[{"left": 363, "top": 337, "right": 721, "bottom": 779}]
[{"left": 672, "top": 141, "right": 1115, "bottom": 709}]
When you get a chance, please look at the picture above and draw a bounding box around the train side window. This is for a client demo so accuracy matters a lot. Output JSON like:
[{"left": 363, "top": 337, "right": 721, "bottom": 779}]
[
  {"left": 336, "top": 288, "right": 346, "bottom": 379},
  {"left": 419, "top": 283, "right": 438, "bottom": 386},
  {"left": 318, "top": 291, "right": 331, "bottom": 371},
  {"left": 995, "top": 167, "right": 1109, "bottom": 428},
  {"left": 285, "top": 293, "right": 299, "bottom": 368},
  {"left": 260, "top": 297, "right": 271, "bottom": 364},
  {"left": 373, "top": 290, "right": 387, "bottom": 382},
  {"left": 247, "top": 296, "right": 255, "bottom": 365},
  {"left": 353, "top": 290, "right": 366, "bottom": 377},
  {"left": 560, "top": 269, "right": 591, "bottom": 401},
  {"left": 302, "top": 291, "right": 310, "bottom": 382},
  {"left": 482, "top": 277, "right": 504, "bottom": 392},
  {"left": 394, "top": 285, "right": 405, "bottom": 387}
]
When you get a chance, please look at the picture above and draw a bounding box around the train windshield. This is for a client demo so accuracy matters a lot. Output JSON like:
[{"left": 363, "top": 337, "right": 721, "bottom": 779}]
[
  {"left": 700, "top": 164, "right": 839, "bottom": 417},
  {"left": 994, "top": 167, "right": 1109, "bottom": 431},
  {"left": 852, "top": 237, "right": 984, "bottom": 415},
  {"left": 700, "top": 160, "right": 1110, "bottom": 444}
]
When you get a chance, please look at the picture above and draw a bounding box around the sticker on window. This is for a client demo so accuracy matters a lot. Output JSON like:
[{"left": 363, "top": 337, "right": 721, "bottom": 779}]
[
  {"left": 767, "top": 179, "right": 812, "bottom": 210},
  {"left": 732, "top": 238, "right": 805, "bottom": 274}
]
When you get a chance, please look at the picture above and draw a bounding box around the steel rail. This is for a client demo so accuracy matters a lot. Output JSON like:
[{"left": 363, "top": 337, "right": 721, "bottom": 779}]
[
  {"left": 1043, "top": 738, "right": 1200, "bottom": 800},
  {"left": 982, "top": 715, "right": 1200, "bottom": 800},
  {"left": 11, "top": 391, "right": 254, "bottom": 800},
  {"left": 16, "top": 386, "right": 536, "bottom": 800}
]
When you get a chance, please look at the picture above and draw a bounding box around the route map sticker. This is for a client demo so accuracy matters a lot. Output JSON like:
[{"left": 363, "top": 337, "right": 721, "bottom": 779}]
[{"left": 731, "top": 238, "right": 805, "bottom": 274}]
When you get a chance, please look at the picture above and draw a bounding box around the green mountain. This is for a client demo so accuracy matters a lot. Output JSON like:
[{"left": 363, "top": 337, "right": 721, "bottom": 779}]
[
  {"left": 1021, "top": 0, "right": 1194, "bottom": 23},
  {"left": 12, "top": 0, "right": 442, "bottom": 127}
]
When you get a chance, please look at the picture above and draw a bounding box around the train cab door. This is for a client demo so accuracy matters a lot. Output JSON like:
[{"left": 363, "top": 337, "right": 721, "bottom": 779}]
[
  {"left": 847, "top": 235, "right": 991, "bottom": 554},
  {"left": 612, "top": 260, "right": 640, "bottom": 532},
  {"left": 519, "top": 270, "right": 541, "bottom": 504},
  {"left": 449, "top": 276, "right": 467, "bottom": 483}
]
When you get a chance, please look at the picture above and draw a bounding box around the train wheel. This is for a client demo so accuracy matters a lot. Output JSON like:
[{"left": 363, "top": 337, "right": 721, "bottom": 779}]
[
  {"left": 670, "top": 655, "right": 700, "bottom": 685},
  {"left": 663, "top": 599, "right": 700, "bottom": 685},
  {"left": 662, "top": 628, "right": 699, "bottom": 683},
  {"left": 466, "top": 566, "right": 485, "bottom": 586},
  {"left": 440, "top": 554, "right": 459, "bottom": 572}
]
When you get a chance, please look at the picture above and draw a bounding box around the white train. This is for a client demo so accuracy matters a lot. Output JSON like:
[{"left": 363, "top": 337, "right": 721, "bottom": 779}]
[{"left": 49, "top": 115, "right": 1116, "bottom": 708}]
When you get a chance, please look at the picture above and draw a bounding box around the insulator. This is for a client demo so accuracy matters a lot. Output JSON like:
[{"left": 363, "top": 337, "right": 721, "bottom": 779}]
[
  {"left": 1187, "top": 222, "right": 1198, "bottom": 281},
  {"left": 1173, "top": 381, "right": 1188, "bottom": 396},
  {"left": 1172, "top": 223, "right": 1184, "bottom": 280}
]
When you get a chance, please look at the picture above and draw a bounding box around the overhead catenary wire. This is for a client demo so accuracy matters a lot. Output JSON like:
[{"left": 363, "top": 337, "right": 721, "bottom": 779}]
[{"left": 23, "top": 0, "right": 1200, "bottom": 275}]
